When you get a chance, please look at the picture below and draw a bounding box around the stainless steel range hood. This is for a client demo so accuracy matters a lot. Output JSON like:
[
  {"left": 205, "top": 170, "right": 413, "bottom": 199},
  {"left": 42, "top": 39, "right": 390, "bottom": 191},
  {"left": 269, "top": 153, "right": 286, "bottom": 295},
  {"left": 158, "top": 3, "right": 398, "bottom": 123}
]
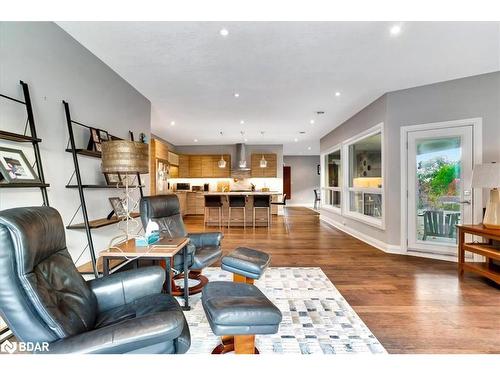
[{"left": 231, "top": 143, "right": 251, "bottom": 178}]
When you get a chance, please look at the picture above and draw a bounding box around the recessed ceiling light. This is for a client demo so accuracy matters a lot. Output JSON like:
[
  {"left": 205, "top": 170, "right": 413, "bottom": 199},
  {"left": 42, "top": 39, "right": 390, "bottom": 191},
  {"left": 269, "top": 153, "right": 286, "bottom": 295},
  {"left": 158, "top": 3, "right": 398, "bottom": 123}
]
[
  {"left": 294, "top": 138, "right": 298, "bottom": 142},
  {"left": 307, "top": 146, "right": 312, "bottom": 150},
  {"left": 310, "top": 119, "right": 315, "bottom": 124},
  {"left": 240, "top": 120, "right": 245, "bottom": 124},
  {"left": 234, "top": 93, "right": 240, "bottom": 98},
  {"left": 335, "top": 92, "right": 341, "bottom": 97},
  {"left": 194, "top": 139, "right": 198, "bottom": 143},
  {"left": 170, "top": 121, "right": 175, "bottom": 126},
  {"left": 244, "top": 138, "right": 248, "bottom": 142},
  {"left": 220, "top": 28, "right": 229, "bottom": 37},
  {"left": 390, "top": 25, "right": 401, "bottom": 36}
]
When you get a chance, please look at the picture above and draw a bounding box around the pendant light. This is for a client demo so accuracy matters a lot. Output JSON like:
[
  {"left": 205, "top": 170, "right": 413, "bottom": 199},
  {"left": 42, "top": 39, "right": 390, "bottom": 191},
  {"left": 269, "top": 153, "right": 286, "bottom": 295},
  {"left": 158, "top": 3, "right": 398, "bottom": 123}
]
[
  {"left": 218, "top": 131, "right": 226, "bottom": 168},
  {"left": 259, "top": 131, "right": 267, "bottom": 168},
  {"left": 260, "top": 154, "right": 267, "bottom": 168}
]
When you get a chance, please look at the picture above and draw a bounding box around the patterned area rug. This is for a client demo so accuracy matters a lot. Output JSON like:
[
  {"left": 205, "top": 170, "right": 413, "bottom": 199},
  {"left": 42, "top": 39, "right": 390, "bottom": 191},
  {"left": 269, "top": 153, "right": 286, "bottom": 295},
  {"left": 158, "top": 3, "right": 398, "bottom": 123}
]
[{"left": 180, "top": 267, "right": 387, "bottom": 354}]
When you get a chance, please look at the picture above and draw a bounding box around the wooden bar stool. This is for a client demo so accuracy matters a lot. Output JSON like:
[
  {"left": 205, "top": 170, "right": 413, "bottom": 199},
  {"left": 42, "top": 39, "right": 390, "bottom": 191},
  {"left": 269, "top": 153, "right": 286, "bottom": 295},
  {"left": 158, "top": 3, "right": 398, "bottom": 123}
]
[
  {"left": 228, "top": 195, "right": 246, "bottom": 229},
  {"left": 253, "top": 195, "right": 271, "bottom": 228},
  {"left": 204, "top": 195, "right": 223, "bottom": 228}
]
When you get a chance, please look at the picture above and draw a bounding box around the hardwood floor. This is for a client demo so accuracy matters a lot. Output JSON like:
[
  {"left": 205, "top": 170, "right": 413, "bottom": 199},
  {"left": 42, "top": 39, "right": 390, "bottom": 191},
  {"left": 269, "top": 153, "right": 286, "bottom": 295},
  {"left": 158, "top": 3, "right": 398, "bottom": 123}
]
[{"left": 185, "top": 206, "right": 500, "bottom": 354}]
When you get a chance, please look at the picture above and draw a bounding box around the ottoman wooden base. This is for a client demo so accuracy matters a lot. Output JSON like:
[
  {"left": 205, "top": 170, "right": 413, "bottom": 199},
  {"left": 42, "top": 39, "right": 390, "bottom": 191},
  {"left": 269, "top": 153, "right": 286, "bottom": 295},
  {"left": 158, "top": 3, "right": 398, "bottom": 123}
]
[{"left": 212, "top": 335, "right": 259, "bottom": 355}]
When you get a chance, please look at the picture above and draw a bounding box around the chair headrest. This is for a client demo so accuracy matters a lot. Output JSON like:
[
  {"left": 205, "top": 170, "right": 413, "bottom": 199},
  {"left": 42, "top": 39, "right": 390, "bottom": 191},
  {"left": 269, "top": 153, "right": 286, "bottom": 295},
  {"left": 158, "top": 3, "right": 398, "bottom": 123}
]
[
  {"left": 140, "top": 194, "right": 181, "bottom": 221},
  {"left": 0, "top": 206, "right": 66, "bottom": 274}
]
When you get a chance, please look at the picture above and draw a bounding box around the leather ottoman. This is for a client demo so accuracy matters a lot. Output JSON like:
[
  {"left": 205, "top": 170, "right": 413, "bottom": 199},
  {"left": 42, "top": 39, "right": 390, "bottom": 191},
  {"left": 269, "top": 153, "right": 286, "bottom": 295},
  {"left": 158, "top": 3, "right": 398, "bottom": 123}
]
[
  {"left": 202, "top": 281, "right": 282, "bottom": 354},
  {"left": 221, "top": 247, "right": 271, "bottom": 283}
]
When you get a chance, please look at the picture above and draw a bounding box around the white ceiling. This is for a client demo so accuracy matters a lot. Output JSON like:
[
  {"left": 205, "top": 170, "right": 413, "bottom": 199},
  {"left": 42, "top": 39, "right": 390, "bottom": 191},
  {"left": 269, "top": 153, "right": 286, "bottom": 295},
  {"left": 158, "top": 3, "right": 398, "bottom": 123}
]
[{"left": 58, "top": 22, "right": 500, "bottom": 155}]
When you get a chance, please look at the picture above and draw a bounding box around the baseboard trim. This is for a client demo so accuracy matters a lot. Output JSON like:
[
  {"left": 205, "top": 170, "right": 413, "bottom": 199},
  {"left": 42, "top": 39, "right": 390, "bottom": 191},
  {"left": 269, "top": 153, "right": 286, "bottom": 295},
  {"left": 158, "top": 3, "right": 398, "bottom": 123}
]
[
  {"left": 319, "top": 214, "right": 457, "bottom": 262},
  {"left": 319, "top": 215, "right": 402, "bottom": 254}
]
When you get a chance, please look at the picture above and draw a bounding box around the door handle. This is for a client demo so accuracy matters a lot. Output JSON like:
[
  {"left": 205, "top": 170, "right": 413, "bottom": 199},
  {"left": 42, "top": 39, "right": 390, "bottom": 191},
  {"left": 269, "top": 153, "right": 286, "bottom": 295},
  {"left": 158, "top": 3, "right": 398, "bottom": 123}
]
[{"left": 458, "top": 200, "right": 471, "bottom": 205}]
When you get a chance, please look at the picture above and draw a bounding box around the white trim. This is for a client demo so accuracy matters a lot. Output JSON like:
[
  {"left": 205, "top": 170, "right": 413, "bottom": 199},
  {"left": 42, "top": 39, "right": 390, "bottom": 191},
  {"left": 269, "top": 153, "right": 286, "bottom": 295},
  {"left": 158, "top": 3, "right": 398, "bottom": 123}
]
[
  {"left": 342, "top": 122, "right": 385, "bottom": 229},
  {"left": 400, "top": 117, "right": 483, "bottom": 257},
  {"left": 320, "top": 142, "right": 342, "bottom": 213},
  {"left": 320, "top": 213, "right": 460, "bottom": 262}
]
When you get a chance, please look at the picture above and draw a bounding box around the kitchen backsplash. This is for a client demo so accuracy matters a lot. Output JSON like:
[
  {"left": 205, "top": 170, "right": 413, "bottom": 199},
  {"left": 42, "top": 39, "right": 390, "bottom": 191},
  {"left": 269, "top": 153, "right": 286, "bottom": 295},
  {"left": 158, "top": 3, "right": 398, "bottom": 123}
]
[{"left": 168, "top": 177, "right": 282, "bottom": 192}]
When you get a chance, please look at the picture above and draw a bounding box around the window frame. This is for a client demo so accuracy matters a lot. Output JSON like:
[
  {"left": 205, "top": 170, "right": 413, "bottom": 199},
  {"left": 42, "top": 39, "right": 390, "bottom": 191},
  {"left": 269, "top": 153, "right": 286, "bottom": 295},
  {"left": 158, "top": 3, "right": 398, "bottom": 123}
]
[
  {"left": 341, "top": 123, "right": 385, "bottom": 229},
  {"left": 320, "top": 143, "right": 342, "bottom": 214}
]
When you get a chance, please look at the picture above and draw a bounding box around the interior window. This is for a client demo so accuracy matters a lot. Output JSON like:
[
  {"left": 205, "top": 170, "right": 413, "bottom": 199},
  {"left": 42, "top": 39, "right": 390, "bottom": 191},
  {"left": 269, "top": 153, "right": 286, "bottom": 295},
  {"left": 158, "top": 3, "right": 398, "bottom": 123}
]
[
  {"left": 346, "top": 131, "right": 383, "bottom": 222},
  {"left": 323, "top": 149, "right": 341, "bottom": 208}
]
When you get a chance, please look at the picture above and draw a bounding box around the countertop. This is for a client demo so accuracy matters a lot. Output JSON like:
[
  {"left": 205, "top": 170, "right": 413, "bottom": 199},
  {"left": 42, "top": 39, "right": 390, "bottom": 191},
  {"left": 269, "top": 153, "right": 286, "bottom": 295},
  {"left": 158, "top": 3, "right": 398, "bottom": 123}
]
[{"left": 204, "top": 191, "right": 280, "bottom": 195}]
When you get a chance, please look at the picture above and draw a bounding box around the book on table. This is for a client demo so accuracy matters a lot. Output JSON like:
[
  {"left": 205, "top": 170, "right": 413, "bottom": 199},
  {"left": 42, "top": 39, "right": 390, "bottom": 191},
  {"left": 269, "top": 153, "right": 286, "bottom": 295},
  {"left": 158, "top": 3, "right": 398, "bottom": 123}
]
[{"left": 150, "top": 237, "right": 187, "bottom": 249}]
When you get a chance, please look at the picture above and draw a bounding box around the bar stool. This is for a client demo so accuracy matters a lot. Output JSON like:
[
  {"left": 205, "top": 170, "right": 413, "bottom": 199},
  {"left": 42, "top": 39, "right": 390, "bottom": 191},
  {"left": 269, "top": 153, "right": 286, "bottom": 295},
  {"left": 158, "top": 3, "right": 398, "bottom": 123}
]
[
  {"left": 228, "top": 195, "right": 246, "bottom": 229},
  {"left": 253, "top": 195, "right": 271, "bottom": 228},
  {"left": 204, "top": 195, "right": 223, "bottom": 228},
  {"left": 271, "top": 193, "right": 288, "bottom": 233}
]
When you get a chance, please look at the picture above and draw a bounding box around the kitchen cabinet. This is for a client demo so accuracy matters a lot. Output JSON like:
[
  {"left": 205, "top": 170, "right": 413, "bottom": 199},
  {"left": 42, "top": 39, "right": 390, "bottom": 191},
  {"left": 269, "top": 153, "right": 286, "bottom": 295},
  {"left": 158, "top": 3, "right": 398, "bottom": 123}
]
[
  {"left": 168, "top": 151, "right": 179, "bottom": 166},
  {"left": 177, "top": 154, "right": 231, "bottom": 178},
  {"left": 251, "top": 153, "right": 277, "bottom": 177},
  {"left": 186, "top": 192, "right": 205, "bottom": 215},
  {"left": 175, "top": 191, "right": 187, "bottom": 216},
  {"left": 178, "top": 155, "right": 190, "bottom": 177},
  {"left": 189, "top": 156, "right": 203, "bottom": 177}
]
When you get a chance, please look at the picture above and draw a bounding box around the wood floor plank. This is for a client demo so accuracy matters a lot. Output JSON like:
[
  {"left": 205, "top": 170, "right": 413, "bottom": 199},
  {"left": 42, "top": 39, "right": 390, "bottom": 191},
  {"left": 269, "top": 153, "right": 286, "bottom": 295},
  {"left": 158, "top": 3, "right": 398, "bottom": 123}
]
[{"left": 184, "top": 207, "right": 500, "bottom": 354}]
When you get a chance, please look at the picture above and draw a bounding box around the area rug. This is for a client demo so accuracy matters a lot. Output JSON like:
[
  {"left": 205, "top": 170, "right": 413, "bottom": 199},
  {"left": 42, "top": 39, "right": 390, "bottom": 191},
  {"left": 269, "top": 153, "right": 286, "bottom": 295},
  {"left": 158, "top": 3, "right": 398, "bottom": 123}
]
[{"left": 180, "top": 267, "right": 387, "bottom": 354}]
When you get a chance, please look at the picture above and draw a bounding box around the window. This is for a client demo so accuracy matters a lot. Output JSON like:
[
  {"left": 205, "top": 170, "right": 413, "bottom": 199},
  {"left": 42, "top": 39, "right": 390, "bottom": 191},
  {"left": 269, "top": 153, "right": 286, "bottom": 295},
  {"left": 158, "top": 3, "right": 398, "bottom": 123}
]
[
  {"left": 322, "top": 147, "right": 341, "bottom": 210},
  {"left": 343, "top": 124, "right": 384, "bottom": 227}
]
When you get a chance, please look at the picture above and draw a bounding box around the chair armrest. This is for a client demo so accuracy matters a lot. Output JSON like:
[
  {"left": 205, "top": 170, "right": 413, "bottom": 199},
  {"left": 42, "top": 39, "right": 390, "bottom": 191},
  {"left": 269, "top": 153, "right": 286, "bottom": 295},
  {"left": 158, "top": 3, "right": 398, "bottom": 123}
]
[
  {"left": 46, "top": 309, "right": 185, "bottom": 354},
  {"left": 188, "top": 232, "right": 223, "bottom": 248},
  {"left": 87, "top": 266, "right": 165, "bottom": 313}
]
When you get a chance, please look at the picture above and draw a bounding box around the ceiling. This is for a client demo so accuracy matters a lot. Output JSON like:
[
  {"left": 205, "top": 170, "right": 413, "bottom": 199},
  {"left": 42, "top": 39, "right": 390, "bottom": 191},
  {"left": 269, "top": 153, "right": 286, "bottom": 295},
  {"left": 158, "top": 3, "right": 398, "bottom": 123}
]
[{"left": 58, "top": 22, "right": 500, "bottom": 155}]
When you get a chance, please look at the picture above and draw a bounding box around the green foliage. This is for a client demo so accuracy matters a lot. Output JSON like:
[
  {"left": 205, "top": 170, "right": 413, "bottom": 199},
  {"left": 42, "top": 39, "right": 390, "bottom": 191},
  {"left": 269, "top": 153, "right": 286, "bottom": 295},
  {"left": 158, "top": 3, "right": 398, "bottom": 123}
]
[{"left": 417, "top": 157, "right": 460, "bottom": 210}]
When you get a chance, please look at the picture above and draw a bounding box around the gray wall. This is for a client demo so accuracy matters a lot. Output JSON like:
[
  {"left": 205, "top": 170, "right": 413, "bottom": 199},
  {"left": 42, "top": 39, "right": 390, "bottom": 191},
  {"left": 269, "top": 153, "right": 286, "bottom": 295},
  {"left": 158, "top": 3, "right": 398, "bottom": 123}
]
[
  {"left": 320, "top": 71, "right": 500, "bottom": 247},
  {"left": 283, "top": 155, "right": 320, "bottom": 206},
  {"left": 0, "top": 22, "right": 151, "bottom": 266}
]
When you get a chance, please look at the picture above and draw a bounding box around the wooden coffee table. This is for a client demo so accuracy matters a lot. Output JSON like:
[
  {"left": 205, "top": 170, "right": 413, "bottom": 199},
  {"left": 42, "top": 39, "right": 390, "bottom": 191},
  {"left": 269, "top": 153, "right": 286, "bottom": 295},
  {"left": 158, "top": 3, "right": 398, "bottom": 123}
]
[{"left": 100, "top": 237, "right": 191, "bottom": 309}]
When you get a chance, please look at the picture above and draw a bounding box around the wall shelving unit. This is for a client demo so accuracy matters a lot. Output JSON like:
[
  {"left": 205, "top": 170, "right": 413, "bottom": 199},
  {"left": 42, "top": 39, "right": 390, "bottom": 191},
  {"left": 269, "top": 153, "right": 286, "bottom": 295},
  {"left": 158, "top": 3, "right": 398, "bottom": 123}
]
[{"left": 63, "top": 100, "right": 144, "bottom": 278}]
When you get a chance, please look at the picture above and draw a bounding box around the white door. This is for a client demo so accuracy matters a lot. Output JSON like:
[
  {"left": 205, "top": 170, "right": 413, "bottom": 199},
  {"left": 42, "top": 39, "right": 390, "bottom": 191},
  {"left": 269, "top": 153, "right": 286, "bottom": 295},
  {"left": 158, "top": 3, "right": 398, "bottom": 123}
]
[{"left": 407, "top": 125, "right": 473, "bottom": 256}]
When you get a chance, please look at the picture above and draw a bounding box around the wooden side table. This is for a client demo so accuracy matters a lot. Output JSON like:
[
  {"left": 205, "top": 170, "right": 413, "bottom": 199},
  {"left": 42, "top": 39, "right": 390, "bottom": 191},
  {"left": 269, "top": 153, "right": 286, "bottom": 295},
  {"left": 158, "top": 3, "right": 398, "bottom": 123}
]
[
  {"left": 457, "top": 224, "right": 500, "bottom": 284},
  {"left": 100, "top": 237, "right": 191, "bottom": 309}
]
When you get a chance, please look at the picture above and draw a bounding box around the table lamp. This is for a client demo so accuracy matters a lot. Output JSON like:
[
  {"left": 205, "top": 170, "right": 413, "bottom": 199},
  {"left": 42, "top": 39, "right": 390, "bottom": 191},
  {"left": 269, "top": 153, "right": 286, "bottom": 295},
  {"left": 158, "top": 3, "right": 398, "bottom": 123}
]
[
  {"left": 101, "top": 140, "right": 149, "bottom": 241},
  {"left": 471, "top": 162, "right": 500, "bottom": 229}
]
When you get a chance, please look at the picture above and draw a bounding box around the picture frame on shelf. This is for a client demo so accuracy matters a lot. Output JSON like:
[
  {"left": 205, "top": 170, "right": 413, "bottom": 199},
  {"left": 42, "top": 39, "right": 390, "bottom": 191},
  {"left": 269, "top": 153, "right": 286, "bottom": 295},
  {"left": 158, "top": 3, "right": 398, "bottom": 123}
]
[
  {"left": 109, "top": 197, "right": 128, "bottom": 218},
  {"left": 90, "top": 128, "right": 100, "bottom": 143},
  {"left": 0, "top": 147, "right": 41, "bottom": 184},
  {"left": 99, "top": 130, "right": 109, "bottom": 142},
  {"left": 104, "top": 172, "right": 122, "bottom": 185},
  {"left": 95, "top": 142, "right": 102, "bottom": 153},
  {"left": 120, "top": 173, "right": 138, "bottom": 187}
]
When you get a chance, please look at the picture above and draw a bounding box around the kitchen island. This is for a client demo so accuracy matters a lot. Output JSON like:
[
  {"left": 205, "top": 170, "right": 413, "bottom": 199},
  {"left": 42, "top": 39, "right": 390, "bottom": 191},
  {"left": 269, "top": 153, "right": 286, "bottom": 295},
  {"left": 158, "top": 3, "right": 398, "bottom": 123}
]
[{"left": 204, "top": 191, "right": 281, "bottom": 227}]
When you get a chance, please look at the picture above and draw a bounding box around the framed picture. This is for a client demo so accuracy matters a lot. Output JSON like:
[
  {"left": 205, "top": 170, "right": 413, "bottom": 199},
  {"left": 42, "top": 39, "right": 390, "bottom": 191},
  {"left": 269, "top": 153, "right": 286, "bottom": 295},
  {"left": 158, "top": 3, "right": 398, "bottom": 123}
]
[
  {"left": 99, "top": 130, "right": 109, "bottom": 142},
  {"left": 90, "top": 128, "right": 100, "bottom": 143},
  {"left": 120, "top": 173, "right": 137, "bottom": 186},
  {"left": 104, "top": 172, "right": 122, "bottom": 185},
  {"left": 109, "top": 197, "right": 128, "bottom": 218},
  {"left": 95, "top": 143, "right": 102, "bottom": 152},
  {"left": 0, "top": 147, "right": 41, "bottom": 184}
]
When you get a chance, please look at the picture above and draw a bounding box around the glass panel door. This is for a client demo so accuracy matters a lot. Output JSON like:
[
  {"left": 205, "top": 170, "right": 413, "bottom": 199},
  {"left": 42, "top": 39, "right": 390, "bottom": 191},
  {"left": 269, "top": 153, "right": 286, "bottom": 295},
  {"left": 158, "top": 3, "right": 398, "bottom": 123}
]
[{"left": 407, "top": 126, "right": 473, "bottom": 255}]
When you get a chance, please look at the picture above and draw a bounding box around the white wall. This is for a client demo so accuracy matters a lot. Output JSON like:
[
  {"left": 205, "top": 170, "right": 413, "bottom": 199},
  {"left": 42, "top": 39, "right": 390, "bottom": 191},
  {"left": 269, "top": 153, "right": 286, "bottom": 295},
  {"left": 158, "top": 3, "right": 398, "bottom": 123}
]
[
  {"left": 0, "top": 22, "right": 151, "bottom": 266},
  {"left": 283, "top": 155, "right": 320, "bottom": 206}
]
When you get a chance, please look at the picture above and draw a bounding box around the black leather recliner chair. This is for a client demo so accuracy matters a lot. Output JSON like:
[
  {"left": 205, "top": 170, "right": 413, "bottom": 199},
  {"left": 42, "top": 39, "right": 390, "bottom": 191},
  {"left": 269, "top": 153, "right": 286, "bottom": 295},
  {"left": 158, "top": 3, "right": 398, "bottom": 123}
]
[
  {"left": 140, "top": 194, "right": 223, "bottom": 294},
  {"left": 0, "top": 206, "right": 190, "bottom": 354}
]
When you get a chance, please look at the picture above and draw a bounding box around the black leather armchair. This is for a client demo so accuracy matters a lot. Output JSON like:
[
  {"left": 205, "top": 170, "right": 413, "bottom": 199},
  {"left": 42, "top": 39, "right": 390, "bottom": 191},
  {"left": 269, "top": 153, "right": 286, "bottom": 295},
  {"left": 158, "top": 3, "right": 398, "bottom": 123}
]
[
  {"left": 0, "top": 206, "right": 190, "bottom": 354},
  {"left": 140, "top": 195, "right": 223, "bottom": 293}
]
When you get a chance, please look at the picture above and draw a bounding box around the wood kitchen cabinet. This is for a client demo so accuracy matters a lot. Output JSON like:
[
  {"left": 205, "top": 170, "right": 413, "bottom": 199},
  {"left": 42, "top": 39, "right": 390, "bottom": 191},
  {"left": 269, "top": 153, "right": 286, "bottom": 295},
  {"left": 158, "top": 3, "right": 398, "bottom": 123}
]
[
  {"left": 186, "top": 192, "right": 205, "bottom": 215},
  {"left": 178, "top": 155, "right": 190, "bottom": 177},
  {"left": 251, "top": 153, "right": 277, "bottom": 177},
  {"left": 177, "top": 154, "right": 231, "bottom": 178}
]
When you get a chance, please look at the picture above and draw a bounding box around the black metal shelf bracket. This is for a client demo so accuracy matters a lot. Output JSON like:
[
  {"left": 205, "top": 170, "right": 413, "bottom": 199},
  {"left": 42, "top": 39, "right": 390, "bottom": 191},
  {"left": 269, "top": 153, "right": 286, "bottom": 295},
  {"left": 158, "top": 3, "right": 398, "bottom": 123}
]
[
  {"left": 0, "top": 81, "right": 49, "bottom": 206},
  {"left": 63, "top": 100, "right": 145, "bottom": 278}
]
